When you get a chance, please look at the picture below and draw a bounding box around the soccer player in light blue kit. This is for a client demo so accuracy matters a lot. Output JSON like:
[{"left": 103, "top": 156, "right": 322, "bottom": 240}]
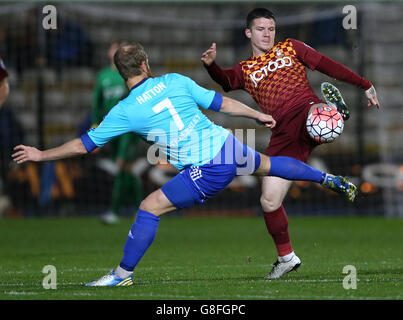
[{"left": 12, "top": 43, "right": 357, "bottom": 286}]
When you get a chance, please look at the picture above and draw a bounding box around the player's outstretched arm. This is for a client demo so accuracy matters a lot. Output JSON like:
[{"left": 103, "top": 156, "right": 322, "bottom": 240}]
[
  {"left": 201, "top": 43, "right": 242, "bottom": 92},
  {"left": 12, "top": 138, "right": 88, "bottom": 164},
  {"left": 219, "top": 96, "right": 276, "bottom": 129}
]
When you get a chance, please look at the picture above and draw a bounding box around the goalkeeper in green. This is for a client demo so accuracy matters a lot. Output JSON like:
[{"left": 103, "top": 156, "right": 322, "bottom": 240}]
[{"left": 92, "top": 41, "right": 143, "bottom": 224}]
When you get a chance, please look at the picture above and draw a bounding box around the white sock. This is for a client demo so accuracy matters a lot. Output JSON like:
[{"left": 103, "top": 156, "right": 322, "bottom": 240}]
[
  {"left": 115, "top": 265, "right": 133, "bottom": 279},
  {"left": 279, "top": 251, "right": 295, "bottom": 263}
]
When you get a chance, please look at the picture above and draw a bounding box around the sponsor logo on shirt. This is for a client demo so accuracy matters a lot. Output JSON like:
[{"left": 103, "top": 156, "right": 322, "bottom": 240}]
[
  {"left": 275, "top": 48, "right": 284, "bottom": 57},
  {"left": 249, "top": 56, "right": 293, "bottom": 87}
]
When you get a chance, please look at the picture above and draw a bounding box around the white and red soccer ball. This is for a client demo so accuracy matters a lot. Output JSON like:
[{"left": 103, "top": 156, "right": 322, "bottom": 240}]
[{"left": 306, "top": 106, "right": 344, "bottom": 143}]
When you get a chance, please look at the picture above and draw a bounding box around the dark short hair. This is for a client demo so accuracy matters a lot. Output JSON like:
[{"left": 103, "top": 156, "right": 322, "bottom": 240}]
[
  {"left": 246, "top": 8, "right": 276, "bottom": 29},
  {"left": 113, "top": 42, "right": 148, "bottom": 81}
]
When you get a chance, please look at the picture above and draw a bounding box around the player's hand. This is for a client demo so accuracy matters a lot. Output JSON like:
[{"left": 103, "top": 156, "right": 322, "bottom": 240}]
[
  {"left": 12, "top": 145, "right": 42, "bottom": 164},
  {"left": 256, "top": 113, "right": 276, "bottom": 129},
  {"left": 201, "top": 43, "right": 217, "bottom": 66},
  {"left": 365, "top": 85, "right": 380, "bottom": 109}
]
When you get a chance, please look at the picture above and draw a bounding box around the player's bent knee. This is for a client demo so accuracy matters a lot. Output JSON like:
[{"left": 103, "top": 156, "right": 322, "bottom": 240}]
[
  {"left": 139, "top": 189, "right": 175, "bottom": 216},
  {"left": 260, "top": 194, "right": 282, "bottom": 213},
  {"left": 138, "top": 199, "right": 151, "bottom": 212}
]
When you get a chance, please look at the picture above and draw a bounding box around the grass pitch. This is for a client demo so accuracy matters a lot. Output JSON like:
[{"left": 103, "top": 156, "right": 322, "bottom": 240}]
[{"left": 0, "top": 215, "right": 401, "bottom": 300}]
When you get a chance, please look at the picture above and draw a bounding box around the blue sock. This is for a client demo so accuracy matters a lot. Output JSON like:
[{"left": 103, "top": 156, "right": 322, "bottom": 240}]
[
  {"left": 269, "top": 156, "right": 326, "bottom": 183},
  {"left": 119, "top": 209, "right": 160, "bottom": 272}
]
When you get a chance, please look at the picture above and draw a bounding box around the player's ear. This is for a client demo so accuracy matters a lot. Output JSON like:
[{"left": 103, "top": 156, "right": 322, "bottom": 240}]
[
  {"left": 141, "top": 60, "right": 152, "bottom": 77},
  {"left": 140, "top": 60, "right": 148, "bottom": 72},
  {"left": 245, "top": 28, "right": 252, "bottom": 39}
]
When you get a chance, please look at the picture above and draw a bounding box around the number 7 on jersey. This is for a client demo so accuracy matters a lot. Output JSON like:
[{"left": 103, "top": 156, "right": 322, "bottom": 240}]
[{"left": 152, "top": 98, "right": 185, "bottom": 130}]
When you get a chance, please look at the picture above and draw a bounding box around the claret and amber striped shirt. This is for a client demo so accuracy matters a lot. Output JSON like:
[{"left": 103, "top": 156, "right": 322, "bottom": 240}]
[{"left": 205, "top": 38, "right": 371, "bottom": 122}]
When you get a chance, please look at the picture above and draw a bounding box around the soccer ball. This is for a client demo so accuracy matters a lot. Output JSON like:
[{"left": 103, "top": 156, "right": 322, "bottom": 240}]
[{"left": 306, "top": 106, "right": 344, "bottom": 143}]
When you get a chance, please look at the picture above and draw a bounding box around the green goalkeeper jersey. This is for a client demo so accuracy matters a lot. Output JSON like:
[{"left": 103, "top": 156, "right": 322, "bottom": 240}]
[
  {"left": 92, "top": 65, "right": 128, "bottom": 125},
  {"left": 92, "top": 65, "right": 139, "bottom": 161}
]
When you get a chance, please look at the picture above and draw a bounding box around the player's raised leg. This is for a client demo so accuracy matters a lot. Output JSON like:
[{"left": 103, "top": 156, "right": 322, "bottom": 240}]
[
  {"left": 321, "top": 82, "right": 350, "bottom": 121},
  {"left": 254, "top": 153, "right": 358, "bottom": 202}
]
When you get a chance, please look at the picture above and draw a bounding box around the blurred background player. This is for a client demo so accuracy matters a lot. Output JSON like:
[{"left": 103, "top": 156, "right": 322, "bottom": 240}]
[
  {"left": 12, "top": 42, "right": 357, "bottom": 286},
  {"left": 92, "top": 40, "right": 143, "bottom": 224},
  {"left": 0, "top": 55, "right": 10, "bottom": 216},
  {"left": 0, "top": 56, "right": 9, "bottom": 108},
  {"left": 201, "top": 7, "right": 380, "bottom": 279},
  {"left": 0, "top": 56, "right": 24, "bottom": 217}
]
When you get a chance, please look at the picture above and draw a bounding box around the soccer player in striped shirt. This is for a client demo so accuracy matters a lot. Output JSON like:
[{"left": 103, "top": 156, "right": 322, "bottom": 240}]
[
  {"left": 201, "top": 8, "right": 380, "bottom": 279},
  {"left": 12, "top": 42, "right": 357, "bottom": 286}
]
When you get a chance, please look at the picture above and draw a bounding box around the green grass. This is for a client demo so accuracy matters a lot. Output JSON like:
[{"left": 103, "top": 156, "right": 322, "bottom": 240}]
[{"left": 0, "top": 216, "right": 401, "bottom": 300}]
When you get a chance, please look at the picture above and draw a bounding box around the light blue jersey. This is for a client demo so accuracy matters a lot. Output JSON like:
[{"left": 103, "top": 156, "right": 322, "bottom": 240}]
[{"left": 81, "top": 73, "right": 229, "bottom": 170}]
